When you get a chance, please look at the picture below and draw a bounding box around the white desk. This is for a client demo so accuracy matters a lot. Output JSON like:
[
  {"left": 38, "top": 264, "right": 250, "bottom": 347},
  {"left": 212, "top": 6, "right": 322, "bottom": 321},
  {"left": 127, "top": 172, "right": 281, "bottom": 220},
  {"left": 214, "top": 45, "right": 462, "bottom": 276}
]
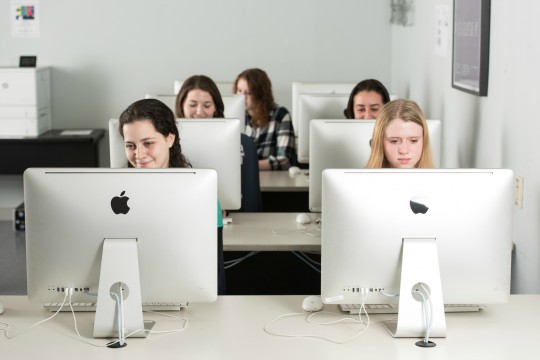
[
  {"left": 0, "top": 295, "right": 538, "bottom": 359},
  {"left": 0, "top": 221, "right": 26, "bottom": 295},
  {"left": 259, "top": 170, "right": 309, "bottom": 192},
  {"left": 223, "top": 212, "right": 320, "bottom": 251}
]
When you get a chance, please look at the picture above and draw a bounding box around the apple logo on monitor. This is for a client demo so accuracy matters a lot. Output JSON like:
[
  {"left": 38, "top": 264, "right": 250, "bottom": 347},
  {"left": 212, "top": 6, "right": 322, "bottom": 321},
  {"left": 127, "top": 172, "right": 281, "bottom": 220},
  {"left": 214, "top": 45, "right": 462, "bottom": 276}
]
[
  {"left": 111, "top": 191, "right": 130, "bottom": 214},
  {"left": 410, "top": 196, "right": 429, "bottom": 214}
]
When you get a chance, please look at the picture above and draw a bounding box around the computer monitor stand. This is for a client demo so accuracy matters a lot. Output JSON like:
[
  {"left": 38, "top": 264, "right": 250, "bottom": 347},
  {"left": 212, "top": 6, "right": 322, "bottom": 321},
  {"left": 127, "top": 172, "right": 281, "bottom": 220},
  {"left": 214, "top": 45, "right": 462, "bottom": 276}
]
[
  {"left": 383, "top": 238, "right": 447, "bottom": 343},
  {"left": 93, "top": 239, "right": 154, "bottom": 344}
]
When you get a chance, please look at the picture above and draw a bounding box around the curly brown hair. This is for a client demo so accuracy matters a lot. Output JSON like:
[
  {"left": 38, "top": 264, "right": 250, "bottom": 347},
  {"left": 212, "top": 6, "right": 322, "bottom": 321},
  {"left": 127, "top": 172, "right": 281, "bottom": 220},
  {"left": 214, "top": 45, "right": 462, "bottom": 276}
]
[{"left": 233, "top": 68, "right": 275, "bottom": 128}]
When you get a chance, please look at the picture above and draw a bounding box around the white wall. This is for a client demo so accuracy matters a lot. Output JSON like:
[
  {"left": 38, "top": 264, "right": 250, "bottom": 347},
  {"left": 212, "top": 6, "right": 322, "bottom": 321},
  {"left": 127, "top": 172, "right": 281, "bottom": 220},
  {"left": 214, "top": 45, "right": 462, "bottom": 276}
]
[
  {"left": 3, "top": 0, "right": 538, "bottom": 294},
  {"left": 0, "top": 0, "right": 391, "bottom": 216},
  {"left": 0, "top": 0, "right": 391, "bottom": 166},
  {"left": 390, "top": 0, "right": 540, "bottom": 294}
]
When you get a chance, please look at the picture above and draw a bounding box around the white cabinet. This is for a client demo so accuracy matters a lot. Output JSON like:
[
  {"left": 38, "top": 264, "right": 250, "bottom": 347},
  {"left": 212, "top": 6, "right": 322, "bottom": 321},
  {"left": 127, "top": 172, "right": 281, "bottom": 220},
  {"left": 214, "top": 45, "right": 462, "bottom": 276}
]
[{"left": 0, "top": 67, "right": 52, "bottom": 137}]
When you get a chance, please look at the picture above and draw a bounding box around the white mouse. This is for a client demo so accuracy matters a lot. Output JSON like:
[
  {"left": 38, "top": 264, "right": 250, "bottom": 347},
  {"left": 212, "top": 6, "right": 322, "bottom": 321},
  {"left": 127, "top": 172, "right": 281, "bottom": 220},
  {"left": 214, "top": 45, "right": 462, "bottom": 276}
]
[
  {"left": 0, "top": 302, "right": 4, "bottom": 315},
  {"left": 296, "top": 213, "right": 312, "bottom": 225},
  {"left": 288, "top": 166, "right": 301, "bottom": 176},
  {"left": 302, "top": 296, "right": 323, "bottom": 312}
]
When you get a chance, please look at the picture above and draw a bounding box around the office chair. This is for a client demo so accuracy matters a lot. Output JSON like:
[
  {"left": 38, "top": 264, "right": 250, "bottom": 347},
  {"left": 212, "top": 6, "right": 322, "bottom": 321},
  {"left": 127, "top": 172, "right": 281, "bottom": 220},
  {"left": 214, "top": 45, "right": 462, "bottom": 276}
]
[
  {"left": 224, "top": 134, "right": 262, "bottom": 294},
  {"left": 239, "top": 133, "right": 263, "bottom": 212}
]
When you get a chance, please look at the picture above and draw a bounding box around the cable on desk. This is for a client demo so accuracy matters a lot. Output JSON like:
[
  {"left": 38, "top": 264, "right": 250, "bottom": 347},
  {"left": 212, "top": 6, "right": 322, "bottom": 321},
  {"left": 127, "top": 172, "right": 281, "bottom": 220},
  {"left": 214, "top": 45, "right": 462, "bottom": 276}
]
[
  {"left": 264, "top": 290, "right": 373, "bottom": 344},
  {"left": 292, "top": 251, "right": 321, "bottom": 273},
  {"left": 1, "top": 288, "right": 70, "bottom": 339},
  {"left": 224, "top": 251, "right": 260, "bottom": 269}
]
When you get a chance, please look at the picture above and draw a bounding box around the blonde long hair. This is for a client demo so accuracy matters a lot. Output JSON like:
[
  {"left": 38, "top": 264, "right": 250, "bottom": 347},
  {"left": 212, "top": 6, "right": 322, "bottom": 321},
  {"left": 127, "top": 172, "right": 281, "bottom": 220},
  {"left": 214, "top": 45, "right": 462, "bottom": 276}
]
[{"left": 365, "top": 99, "right": 433, "bottom": 168}]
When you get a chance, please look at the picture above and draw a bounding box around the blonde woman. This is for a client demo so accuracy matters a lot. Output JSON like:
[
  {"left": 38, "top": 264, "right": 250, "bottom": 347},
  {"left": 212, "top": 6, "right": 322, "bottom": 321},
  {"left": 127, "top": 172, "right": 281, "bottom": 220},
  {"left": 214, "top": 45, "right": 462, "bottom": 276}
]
[{"left": 366, "top": 99, "right": 434, "bottom": 168}]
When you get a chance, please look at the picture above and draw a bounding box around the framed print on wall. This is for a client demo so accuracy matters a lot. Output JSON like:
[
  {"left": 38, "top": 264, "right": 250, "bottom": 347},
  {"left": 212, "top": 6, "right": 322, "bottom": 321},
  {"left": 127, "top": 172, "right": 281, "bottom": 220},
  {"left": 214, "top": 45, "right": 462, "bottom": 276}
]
[{"left": 452, "top": 0, "right": 491, "bottom": 96}]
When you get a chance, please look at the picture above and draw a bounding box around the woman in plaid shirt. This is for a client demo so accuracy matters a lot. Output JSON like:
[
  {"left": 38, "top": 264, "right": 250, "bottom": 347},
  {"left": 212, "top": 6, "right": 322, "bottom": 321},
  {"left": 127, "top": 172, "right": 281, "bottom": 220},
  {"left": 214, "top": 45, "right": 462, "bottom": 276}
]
[{"left": 233, "top": 68, "right": 296, "bottom": 170}]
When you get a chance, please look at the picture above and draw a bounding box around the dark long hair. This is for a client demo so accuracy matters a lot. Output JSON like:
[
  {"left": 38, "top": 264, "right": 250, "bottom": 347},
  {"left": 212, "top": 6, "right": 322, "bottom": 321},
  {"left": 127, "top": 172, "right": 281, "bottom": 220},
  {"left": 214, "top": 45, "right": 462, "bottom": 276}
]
[
  {"left": 344, "top": 79, "right": 391, "bottom": 119},
  {"left": 175, "top": 75, "right": 225, "bottom": 118},
  {"left": 119, "top": 98, "right": 191, "bottom": 168}
]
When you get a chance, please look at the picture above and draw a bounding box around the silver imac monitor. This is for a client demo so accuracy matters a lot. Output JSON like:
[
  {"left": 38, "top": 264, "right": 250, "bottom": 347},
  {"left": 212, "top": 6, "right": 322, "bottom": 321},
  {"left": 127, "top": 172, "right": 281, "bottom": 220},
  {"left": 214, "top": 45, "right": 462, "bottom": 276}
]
[
  {"left": 174, "top": 80, "right": 234, "bottom": 96},
  {"left": 24, "top": 168, "right": 218, "bottom": 339},
  {"left": 321, "top": 169, "right": 513, "bottom": 338},
  {"left": 296, "top": 93, "right": 350, "bottom": 163},
  {"left": 308, "top": 119, "right": 442, "bottom": 212},
  {"left": 144, "top": 93, "right": 244, "bottom": 125},
  {"left": 109, "top": 118, "right": 242, "bottom": 210},
  {"left": 221, "top": 94, "right": 246, "bottom": 126},
  {"left": 291, "top": 82, "right": 356, "bottom": 138},
  {"left": 144, "top": 94, "right": 176, "bottom": 112}
]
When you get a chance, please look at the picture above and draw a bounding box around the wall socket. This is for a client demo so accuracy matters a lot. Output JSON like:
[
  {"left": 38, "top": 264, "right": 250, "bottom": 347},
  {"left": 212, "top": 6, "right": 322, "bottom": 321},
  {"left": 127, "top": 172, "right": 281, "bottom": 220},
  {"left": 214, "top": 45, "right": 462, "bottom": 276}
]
[{"left": 515, "top": 176, "right": 524, "bottom": 209}]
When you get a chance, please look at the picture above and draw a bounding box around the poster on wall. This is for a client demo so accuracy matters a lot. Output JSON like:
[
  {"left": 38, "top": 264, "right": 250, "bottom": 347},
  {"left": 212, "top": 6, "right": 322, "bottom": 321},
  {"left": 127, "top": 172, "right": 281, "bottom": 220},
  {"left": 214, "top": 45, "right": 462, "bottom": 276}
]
[
  {"left": 452, "top": 0, "right": 490, "bottom": 96},
  {"left": 11, "top": 0, "right": 40, "bottom": 38}
]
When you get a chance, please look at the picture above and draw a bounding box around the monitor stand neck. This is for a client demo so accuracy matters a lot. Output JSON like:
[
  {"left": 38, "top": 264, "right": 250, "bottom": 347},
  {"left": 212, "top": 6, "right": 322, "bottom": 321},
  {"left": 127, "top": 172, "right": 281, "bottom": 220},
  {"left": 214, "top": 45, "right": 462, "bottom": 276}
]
[
  {"left": 383, "top": 238, "right": 447, "bottom": 341},
  {"left": 93, "top": 238, "right": 152, "bottom": 342}
]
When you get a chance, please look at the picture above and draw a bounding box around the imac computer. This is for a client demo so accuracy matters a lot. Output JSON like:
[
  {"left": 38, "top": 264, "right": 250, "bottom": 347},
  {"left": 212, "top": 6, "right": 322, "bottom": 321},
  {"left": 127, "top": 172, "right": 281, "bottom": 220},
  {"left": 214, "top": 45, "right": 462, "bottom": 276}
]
[
  {"left": 308, "top": 119, "right": 442, "bottom": 212},
  {"left": 144, "top": 94, "right": 176, "bottom": 112},
  {"left": 24, "top": 168, "right": 218, "bottom": 340},
  {"left": 221, "top": 94, "right": 246, "bottom": 128},
  {"left": 296, "top": 93, "right": 350, "bottom": 163},
  {"left": 321, "top": 169, "right": 513, "bottom": 339},
  {"left": 144, "top": 93, "right": 245, "bottom": 125},
  {"left": 109, "top": 118, "right": 242, "bottom": 210},
  {"left": 174, "top": 80, "right": 234, "bottom": 96},
  {"left": 291, "top": 82, "right": 356, "bottom": 138}
]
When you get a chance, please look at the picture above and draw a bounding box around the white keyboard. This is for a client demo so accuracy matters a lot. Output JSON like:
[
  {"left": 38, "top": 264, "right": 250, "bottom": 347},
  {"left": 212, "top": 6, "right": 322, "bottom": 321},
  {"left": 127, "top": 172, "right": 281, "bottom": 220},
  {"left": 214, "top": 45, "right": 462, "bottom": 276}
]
[
  {"left": 339, "top": 303, "right": 486, "bottom": 314},
  {"left": 43, "top": 302, "right": 188, "bottom": 312}
]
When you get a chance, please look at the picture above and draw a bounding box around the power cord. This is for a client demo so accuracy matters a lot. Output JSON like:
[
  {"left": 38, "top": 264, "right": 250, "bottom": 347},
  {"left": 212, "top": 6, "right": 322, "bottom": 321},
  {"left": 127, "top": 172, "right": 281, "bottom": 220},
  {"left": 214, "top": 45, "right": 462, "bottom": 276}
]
[
  {"left": 271, "top": 223, "right": 321, "bottom": 237},
  {"left": 263, "top": 290, "right": 374, "bottom": 344},
  {"left": 2, "top": 287, "right": 188, "bottom": 347},
  {"left": 413, "top": 284, "right": 433, "bottom": 346},
  {"left": 292, "top": 251, "right": 321, "bottom": 273},
  {"left": 2, "top": 288, "right": 70, "bottom": 339},
  {"left": 224, "top": 251, "right": 260, "bottom": 269}
]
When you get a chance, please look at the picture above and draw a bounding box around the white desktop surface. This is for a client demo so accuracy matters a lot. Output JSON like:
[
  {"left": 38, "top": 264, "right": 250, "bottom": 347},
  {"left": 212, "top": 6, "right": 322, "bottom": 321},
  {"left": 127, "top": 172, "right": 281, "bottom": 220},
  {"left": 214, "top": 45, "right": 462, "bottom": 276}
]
[
  {"left": 224, "top": 212, "right": 320, "bottom": 251},
  {"left": 259, "top": 170, "right": 309, "bottom": 192},
  {"left": 0, "top": 295, "right": 538, "bottom": 359}
]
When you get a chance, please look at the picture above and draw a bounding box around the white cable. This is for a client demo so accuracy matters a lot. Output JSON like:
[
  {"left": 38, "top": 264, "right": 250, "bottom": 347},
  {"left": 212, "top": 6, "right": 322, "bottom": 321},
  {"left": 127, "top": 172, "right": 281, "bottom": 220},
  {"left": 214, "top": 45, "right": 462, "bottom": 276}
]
[
  {"left": 264, "top": 291, "right": 372, "bottom": 344},
  {"left": 78, "top": 309, "right": 189, "bottom": 347},
  {"left": 264, "top": 312, "right": 369, "bottom": 344},
  {"left": 224, "top": 251, "right": 260, "bottom": 269},
  {"left": 0, "top": 320, "right": 11, "bottom": 336},
  {"left": 297, "top": 252, "right": 321, "bottom": 266},
  {"left": 291, "top": 252, "right": 320, "bottom": 273},
  {"left": 141, "top": 310, "right": 189, "bottom": 334},
  {"left": 271, "top": 224, "right": 321, "bottom": 237},
  {"left": 414, "top": 285, "right": 432, "bottom": 344},
  {"left": 110, "top": 291, "right": 125, "bottom": 346},
  {"left": 3, "top": 285, "right": 189, "bottom": 348},
  {"left": 2, "top": 288, "right": 70, "bottom": 340},
  {"left": 381, "top": 291, "right": 400, "bottom": 298}
]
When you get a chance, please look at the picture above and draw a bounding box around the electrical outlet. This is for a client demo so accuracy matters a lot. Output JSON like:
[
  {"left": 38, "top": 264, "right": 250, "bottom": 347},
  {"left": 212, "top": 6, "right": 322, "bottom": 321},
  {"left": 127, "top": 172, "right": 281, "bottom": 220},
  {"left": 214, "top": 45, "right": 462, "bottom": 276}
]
[{"left": 515, "top": 176, "right": 524, "bottom": 209}]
